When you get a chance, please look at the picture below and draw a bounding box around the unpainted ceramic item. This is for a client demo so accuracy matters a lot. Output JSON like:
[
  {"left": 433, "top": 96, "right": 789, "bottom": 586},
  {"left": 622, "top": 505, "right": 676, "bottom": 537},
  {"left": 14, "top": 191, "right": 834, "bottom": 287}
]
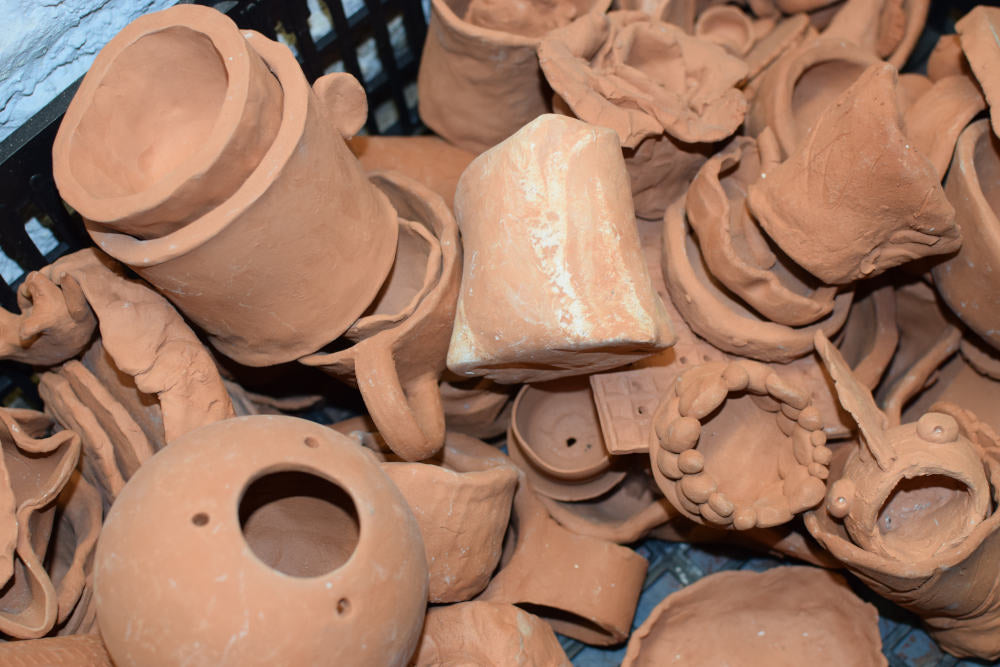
[
  {"left": 742, "top": 13, "right": 811, "bottom": 82},
  {"left": 903, "top": 73, "right": 986, "bottom": 179},
  {"left": 820, "top": 0, "right": 928, "bottom": 67},
  {"left": 622, "top": 566, "right": 886, "bottom": 666},
  {"left": 410, "top": 602, "right": 570, "bottom": 666},
  {"left": 748, "top": 63, "right": 959, "bottom": 285},
  {"left": 539, "top": 12, "right": 748, "bottom": 218},
  {"left": 418, "top": 0, "right": 610, "bottom": 153},
  {"left": 927, "top": 33, "right": 969, "bottom": 82},
  {"left": 932, "top": 120, "right": 1000, "bottom": 353},
  {"left": 95, "top": 416, "right": 428, "bottom": 667},
  {"left": 56, "top": 11, "right": 399, "bottom": 366},
  {"left": 0, "top": 634, "right": 113, "bottom": 666},
  {"left": 300, "top": 172, "right": 460, "bottom": 462},
  {"left": 439, "top": 376, "right": 515, "bottom": 440},
  {"left": 47, "top": 472, "right": 102, "bottom": 630},
  {"left": 448, "top": 114, "right": 675, "bottom": 383},
  {"left": 694, "top": 4, "right": 759, "bottom": 56},
  {"left": 956, "top": 6, "right": 1000, "bottom": 140}
]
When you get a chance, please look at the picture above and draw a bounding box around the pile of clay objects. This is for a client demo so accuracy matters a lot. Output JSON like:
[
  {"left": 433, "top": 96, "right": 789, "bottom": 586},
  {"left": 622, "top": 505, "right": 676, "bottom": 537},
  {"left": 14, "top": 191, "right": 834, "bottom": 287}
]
[{"left": 2, "top": 0, "right": 1000, "bottom": 664}]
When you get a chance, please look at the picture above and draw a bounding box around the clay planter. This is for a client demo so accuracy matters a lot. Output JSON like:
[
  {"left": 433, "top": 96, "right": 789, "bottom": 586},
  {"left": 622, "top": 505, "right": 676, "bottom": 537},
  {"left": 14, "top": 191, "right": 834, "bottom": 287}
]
[
  {"left": 439, "top": 376, "right": 515, "bottom": 440},
  {"left": 748, "top": 63, "right": 959, "bottom": 285},
  {"left": 661, "top": 200, "right": 853, "bottom": 363},
  {"left": 300, "top": 172, "right": 460, "bottom": 462},
  {"left": 539, "top": 12, "right": 748, "bottom": 219},
  {"left": 411, "top": 602, "right": 570, "bottom": 666},
  {"left": 622, "top": 567, "right": 885, "bottom": 666},
  {"left": 957, "top": 6, "right": 1000, "bottom": 139},
  {"left": 932, "top": 120, "right": 1000, "bottom": 353},
  {"left": 686, "top": 134, "right": 836, "bottom": 327},
  {"left": 650, "top": 359, "right": 830, "bottom": 529},
  {"left": 0, "top": 635, "right": 112, "bottom": 666},
  {"left": 507, "top": 377, "right": 627, "bottom": 501},
  {"left": 95, "top": 416, "right": 428, "bottom": 667},
  {"left": 418, "top": 0, "right": 610, "bottom": 153},
  {"left": 448, "top": 114, "right": 675, "bottom": 384},
  {"left": 55, "top": 10, "right": 399, "bottom": 366}
]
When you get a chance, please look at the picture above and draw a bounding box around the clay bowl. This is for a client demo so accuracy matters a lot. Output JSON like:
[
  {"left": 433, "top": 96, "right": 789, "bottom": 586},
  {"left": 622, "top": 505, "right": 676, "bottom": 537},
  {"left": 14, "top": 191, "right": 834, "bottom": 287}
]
[
  {"left": 694, "top": 4, "right": 757, "bottom": 56},
  {"left": 508, "top": 376, "right": 627, "bottom": 502}
]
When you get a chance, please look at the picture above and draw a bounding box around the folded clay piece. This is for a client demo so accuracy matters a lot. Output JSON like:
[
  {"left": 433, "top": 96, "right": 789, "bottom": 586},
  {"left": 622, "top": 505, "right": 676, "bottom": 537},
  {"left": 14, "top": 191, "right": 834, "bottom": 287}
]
[
  {"left": 418, "top": 0, "right": 610, "bottom": 153},
  {"left": 439, "top": 376, "right": 515, "bottom": 440},
  {"left": 932, "top": 120, "right": 1000, "bottom": 353},
  {"left": 95, "top": 416, "right": 428, "bottom": 667},
  {"left": 507, "top": 377, "right": 627, "bottom": 501},
  {"left": 448, "top": 114, "right": 675, "bottom": 383},
  {"left": 748, "top": 63, "right": 959, "bottom": 285},
  {"left": 806, "top": 333, "right": 1000, "bottom": 660},
  {"left": 686, "top": 134, "right": 837, "bottom": 326},
  {"left": 903, "top": 73, "right": 986, "bottom": 178},
  {"left": 0, "top": 634, "right": 113, "bottom": 666},
  {"left": 956, "top": 6, "right": 1000, "bottom": 139},
  {"left": 300, "top": 172, "right": 460, "bottom": 462},
  {"left": 0, "top": 409, "right": 81, "bottom": 639},
  {"left": 411, "top": 602, "right": 570, "bottom": 667},
  {"left": 539, "top": 12, "right": 747, "bottom": 218},
  {"left": 348, "top": 135, "right": 475, "bottom": 209},
  {"left": 382, "top": 459, "right": 517, "bottom": 603},
  {"left": 622, "top": 567, "right": 886, "bottom": 666},
  {"left": 55, "top": 8, "right": 400, "bottom": 366},
  {"left": 821, "top": 0, "right": 928, "bottom": 67},
  {"left": 661, "top": 200, "right": 853, "bottom": 362}
]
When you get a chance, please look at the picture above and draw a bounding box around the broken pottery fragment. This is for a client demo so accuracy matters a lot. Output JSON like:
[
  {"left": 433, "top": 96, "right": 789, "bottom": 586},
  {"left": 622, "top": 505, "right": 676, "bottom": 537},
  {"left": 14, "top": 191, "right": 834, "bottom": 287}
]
[
  {"left": 448, "top": 114, "right": 675, "bottom": 384},
  {"left": 301, "top": 172, "right": 460, "bottom": 462},
  {"left": 747, "top": 63, "right": 959, "bottom": 284},
  {"left": 439, "top": 376, "right": 515, "bottom": 440},
  {"left": 0, "top": 634, "right": 112, "bottom": 666},
  {"left": 539, "top": 12, "right": 747, "bottom": 218},
  {"left": 651, "top": 359, "right": 830, "bottom": 529},
  {"left": 622, "top": 567, "right": 886, "bottom": 666},
  {"left": 411, "top": 602, "right": 570, "bottom": 667},
  {"left": 956, "top": 6, "right": 1000, "bottom": 139},
  {"left": 46, "top": 472, "right": 102, "bottom": 632},
  {"left": 903, "top": 73, "right": 986, "bottom": 178},
  {"left": 821, "top": 0, "right": 928, "bottom": 67},
  {"left": 54, "top": 7, "right": 400, "bottom": 366},
  {"left": 927, "top": 33, "right": 969, "bottom": 82},
  {"left": 95, "top": 416, "right": 427, "bottom": 667},
  {"left": 418, "top": 0, "right": 610, "bottom": 153}
]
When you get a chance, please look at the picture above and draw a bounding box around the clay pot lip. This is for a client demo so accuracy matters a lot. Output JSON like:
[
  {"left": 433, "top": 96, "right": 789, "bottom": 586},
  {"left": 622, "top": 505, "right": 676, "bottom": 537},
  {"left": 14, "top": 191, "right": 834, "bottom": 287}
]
[
  {"left": 53, "top": 5, "right": 256, "bottom": 226},
  {"left": 431, "top": 0, "right": 611, "bottom": 47},
  {"left": 694, "top": 5, "right": 755, "bottom": 56},
  {"left": 948, "top": 119, "right": 1000, "bottom": 257},
  {"left": 82, "top": 30, "right": 309, "bottom": 268}
]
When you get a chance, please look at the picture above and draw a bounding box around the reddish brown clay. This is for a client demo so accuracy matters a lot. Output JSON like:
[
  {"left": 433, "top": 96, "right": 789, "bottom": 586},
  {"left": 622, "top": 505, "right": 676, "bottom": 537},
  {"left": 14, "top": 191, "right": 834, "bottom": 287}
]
[
  {"left": 927, "top": 33, "right": 969, "bottom": 82},
  {"left": 748, "top": 64, "right": 959, "bottom": 285},
  {"left": 410, "top": 602, "right": 570, "bottom": 666},
  {"left": 743, "top": 13, "right": 811, "bottom": 82},
  {"left": 439, "top": 376, "right": 515, "bottom": 440},
  {"left": 448, "top": 114, "right": 675, "bottom": 383},
  {"left": 622, "top": 567, "right": 886, "bottom": 666},
  {"left": 47, "top": 472, "right": 102, "bottom": 631},
  {"left": 957, "top": 6, "right": 1000, "bottom": 139},
  {"left": 0, "top": 634, "right": 112, "bottom": 666},
  {"left": 821, "top": 0, "right": 928, "bottom": 67},
  {"left": 95, "top": 416, "right": 428, "bottom": 667},
  {"left": 694, "top": 5, "right": 759, "bottom": 56},
  {"left": 903, "top": 73, "right": 986, "bottom": 178},
  {"left": 55, "top": 9, "right": 400, "bottom": 366}
]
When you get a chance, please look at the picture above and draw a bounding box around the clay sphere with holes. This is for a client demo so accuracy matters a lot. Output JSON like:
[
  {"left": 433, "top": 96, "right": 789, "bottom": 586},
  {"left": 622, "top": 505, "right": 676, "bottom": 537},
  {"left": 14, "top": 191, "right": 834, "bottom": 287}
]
[
  {"left": 93, "top": 416, "right": 428, "bottom": 667},
  {"left": 650, "top": 360, "right": 830, "bottom": 529}
]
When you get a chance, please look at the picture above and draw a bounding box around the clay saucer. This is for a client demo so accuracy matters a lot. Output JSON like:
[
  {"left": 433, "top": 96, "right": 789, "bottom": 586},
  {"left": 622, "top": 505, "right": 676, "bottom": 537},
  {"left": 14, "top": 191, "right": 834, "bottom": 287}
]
[{"left": 507, "top": 376, "right": 627, "bottom": 502}]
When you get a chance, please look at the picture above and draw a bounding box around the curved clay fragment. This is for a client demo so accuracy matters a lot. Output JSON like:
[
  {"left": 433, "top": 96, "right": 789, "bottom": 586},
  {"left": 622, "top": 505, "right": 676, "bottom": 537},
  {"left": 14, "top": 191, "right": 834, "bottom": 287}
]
[
  {"left": 821, "top": 0, "right": 929, "bottom": 67},
  {"left": 0, "top": 634, "right": 112, "bottom": 666},
  {"left": 956, "top": 6, "right": 1000, "bottom": 140},
  {"left": 903, "top": 73, "right": 986, "bottom": 179}
]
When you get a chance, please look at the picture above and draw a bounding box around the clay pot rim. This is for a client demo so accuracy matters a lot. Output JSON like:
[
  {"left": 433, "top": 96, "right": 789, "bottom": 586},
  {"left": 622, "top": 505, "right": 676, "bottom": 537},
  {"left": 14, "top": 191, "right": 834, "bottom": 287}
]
[
  {"left": 83, "top": 30, "right": 312, "bottom": 267},
  {"left": 694, "top": 5, "right": 755, "bottom": 56},
  {"left": 53, "top": 5, "right": 257, "bottom": 226},
  {"left": 950, "top": 120, "right": 1000, "bottom": 263},
  {"left": 662, "top": 200, "right": 853, "bottom": 362},
  {"left": 430, "top": 0, "right": 570, "bottom": 47}
]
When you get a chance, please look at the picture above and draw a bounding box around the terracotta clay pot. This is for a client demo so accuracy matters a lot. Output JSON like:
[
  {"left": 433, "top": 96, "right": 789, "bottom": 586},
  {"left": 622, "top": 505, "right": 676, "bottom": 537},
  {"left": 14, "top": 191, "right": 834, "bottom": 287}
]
[
  {"left": 439, "top": 376, "right": 515, "bottom": 440},
  {"left": 903, "top": 73, "right": 986, "bottom": 178},
  {"left": 411, "top": 602, "right": 570, "bottom": 666},
  {"left": 932, "top": 120, "right": 1000, "bottom": 353},
  {"left": 507, "top": 377, "right": 627, "bottom": 501},
  {"left": 55, "top": 11, "right": 399, "bottom": 366},
  {"left": 694, "top": 4, "right": 760, "bottom": 56},
  {"left": 747, "top": 63, "right": 959, "bottom": 285},
  {"left": 650, "top": 359, "right": 830, "bottom": 529},
  {"left": 821, "top": 0, "right": 929, "bottom": 68},
  {"left": 95, "top": 416, "right": 428, "bottom": 667},
  {"left": 622, "top": 567, "right": 885, "bottom": 666},
  {"left": 300, "top": 172, "right": 460, "bottom": 462},
  {"left": 807, "top": 335, "right": 1000, "bottom": 659},
  {"left": 957, "top": 6, "right": 1000, "bottom": 139},
  {"left": 448, "top": 114, "right": 675, "bottom": 383},
  {"left": 661, "top": 201, "right": 853, "bottom": 362},
  {"left": 0, "top": 634, "right": 112, "bottom": 666},
  {"left": 418, "top": 0, "right": 610, "bottom": 153},
  {"left": 539, "top": 11, "right": 747, "bottom": 219}
]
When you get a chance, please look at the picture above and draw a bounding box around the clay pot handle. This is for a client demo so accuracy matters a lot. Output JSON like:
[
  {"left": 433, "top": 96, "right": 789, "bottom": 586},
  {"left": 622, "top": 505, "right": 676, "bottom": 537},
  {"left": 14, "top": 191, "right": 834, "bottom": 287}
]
[
  {"left": 355, "top": 347, "right": 446, "bottom": 461},
  {"left": 313, "top": 72, "right": 368, "bottom": 138}
]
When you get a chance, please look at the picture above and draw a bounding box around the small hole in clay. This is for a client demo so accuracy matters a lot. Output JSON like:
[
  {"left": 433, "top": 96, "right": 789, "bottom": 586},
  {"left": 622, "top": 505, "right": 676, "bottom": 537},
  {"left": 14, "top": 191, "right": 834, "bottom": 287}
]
[
  {"left": 679, "top": 356, "right": 688, "bottom": 364},
  {"left": 637, "top": 406, "right": 646, "bottom": 415},
  {"left": 337, "top": 598, "right": 351, "bottom": 615},
  {"left": 566, "top": 437, "right": 577, "bottom": 448},
  {"left": 191, "top": 513, "right": 209, "bottom": 527},
  {"left": 304, "top": 437, "right": 319, "bottom": 448}
]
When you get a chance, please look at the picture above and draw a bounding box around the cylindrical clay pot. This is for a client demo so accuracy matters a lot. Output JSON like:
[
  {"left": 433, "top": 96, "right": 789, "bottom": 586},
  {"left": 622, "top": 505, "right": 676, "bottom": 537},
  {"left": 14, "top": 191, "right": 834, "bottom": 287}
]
[{"left": 53, "top": 6, "right": 399, "bottom": 367}]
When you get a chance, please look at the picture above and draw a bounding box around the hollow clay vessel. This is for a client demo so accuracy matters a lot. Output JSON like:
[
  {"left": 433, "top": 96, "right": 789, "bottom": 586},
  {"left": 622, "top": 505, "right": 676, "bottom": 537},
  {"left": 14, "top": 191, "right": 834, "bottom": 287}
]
[
  {"left": 418, "top": 0, "right": 610, "bottom": 153},
  {"left": 650, "top": 359, "right": 830, "bottom": 529},
  {"left": 300, "top": 172, "right": 460, "bottom": 462},
  {"left": 448, "top": 114, "right": 675, "bottom": 383},
  {"left": 54, "top": 7, "right": 400, "bottom": 366},
  {"left": 411, "top": 602, "right": 570, "bottom": 666},
  {"left": 694, "top": 5, "right": 762, "bottom": 56},
  {"left": 805, "top": 333, "right": 1000, "bottom": 660},
  {"left": 0, "top": 634, "right": 113, "bottom": 666},
  {"left": 747, "top": 63, "right": 959, "bottom": 285},
  {"left": 932, "top": 120, "right": 1000, "bottom": 353},
  {"left": 507, "top": 376, "right": 627, "bottom": 501},
  {"left": 956, "top": 6, "right": 1000, "bottom": 139},
  {"left": 622, "top": 566, "right": 886, "bottom": 666},
  {"left": 538, "top": 11, "right": 747, "bottom": 219},
  {"left": 94, "top": 416, "right": 428, "bottom": 667}
]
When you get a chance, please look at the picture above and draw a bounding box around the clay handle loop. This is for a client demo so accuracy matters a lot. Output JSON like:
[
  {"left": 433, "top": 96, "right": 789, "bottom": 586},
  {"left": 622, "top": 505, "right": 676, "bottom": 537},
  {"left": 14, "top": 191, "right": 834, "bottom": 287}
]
[
  {"left": 312, "top": 72, "right": 368, "bottom": 139},
  {"left": 355, "top": 346, "right": 446, "bottom": 461}
]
